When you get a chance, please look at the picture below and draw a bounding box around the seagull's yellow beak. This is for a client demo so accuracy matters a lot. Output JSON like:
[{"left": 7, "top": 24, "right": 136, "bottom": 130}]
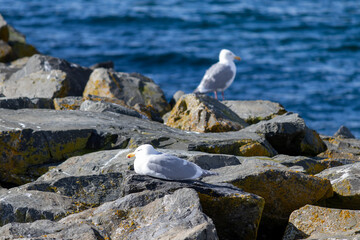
[
  {"left": 234, "top": 56, "right": 241, "bottom": 61},
  {"left": 126, "top": 152, "right": 135, "bottom": 158}
]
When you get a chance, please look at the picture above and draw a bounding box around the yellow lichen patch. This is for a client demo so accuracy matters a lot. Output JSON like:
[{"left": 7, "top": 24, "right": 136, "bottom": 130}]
[{"left": 239, "top": 141, "right": 272, "bottom": 157}]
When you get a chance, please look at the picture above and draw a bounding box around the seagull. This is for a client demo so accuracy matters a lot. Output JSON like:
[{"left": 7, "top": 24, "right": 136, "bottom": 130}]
[
  {"left": 126, "top": 144, "right": 218, "bottom": 180},
  {"left": 194, "top": 49, "right": 241, "bottom": 100}
]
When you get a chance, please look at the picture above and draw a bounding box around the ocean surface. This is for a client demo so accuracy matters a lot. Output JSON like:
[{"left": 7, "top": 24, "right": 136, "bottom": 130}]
[{"left": 1, "top": 0, "right": 360, "bottom": 137}]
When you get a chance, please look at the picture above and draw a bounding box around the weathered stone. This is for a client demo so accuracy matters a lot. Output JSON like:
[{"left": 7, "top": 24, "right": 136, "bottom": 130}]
[
  {"left": 283, "top": 205, "right": 360, "bottom": 240},
  {"left": 166, "top": 94, "right": 248, "bottom": 133},
  {"left": 1, "top": 54, "right": 91, "bottom": 98},
  {"left": 0, "top": 97, "right": 54, "bottom": 109},
  {"left": 0, "top": 220, "right": 104, "bottom": 240},
  {"left": 7, "top": 25, "right": 26, "bottom": 43},
  {"left": 61, "top": 188, "right": 218, "bottom": 240},
  {"left": 80, "top": 99, "right": 146, "bottom": 119},
  {"left": 334, "top": 125, "right": 355, "bottom": 139},
  {"left": 316, "top": 162, "right": 360, "bottom": 209},
  {"left": 89, "top": 60, "right": 114, "bottom": 70},
  {"left": 0, "top": 190, "right": 74, "bottom": 226},
  {"left": 133, "top": 103, "right": 163, "bottom": 122},
  {"left": 0, "top": 40, "right": 12, "bottom": 62},
  {"left": 203, "top": 161, "right": 333, "bottom": 239},
  {"left": 245, "top": 113, "right": 327, "bottom": 156},
  {"left": 319, "top": 135, "right": 360, "bottom": 161},
  {"left": 223, "top": 100, "right": 287, "bottom": 124},
  {"left": 53, "top": 96, "right": 84, "bottom": 110},
  {"left": 83, "top": 68, "right": 170, "bottom": 115}
]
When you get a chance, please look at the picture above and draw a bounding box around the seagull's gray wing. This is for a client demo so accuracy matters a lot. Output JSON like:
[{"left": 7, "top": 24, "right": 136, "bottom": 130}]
[
  {"left": 146, "top": 153, "right": 202, "bottom": 180},
  {"left": 198, "top": 63, "right": 234, "bottom": 92}
]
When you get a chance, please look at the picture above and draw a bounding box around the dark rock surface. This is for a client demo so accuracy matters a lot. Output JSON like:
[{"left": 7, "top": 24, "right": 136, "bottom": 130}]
[
  {"left": 334, "top": 125, "right": 355, "bottom": 139},
  {"left": 0, "top": 97, "right": 54, "bottom": 109},
  {"left": 245, "top": 113, "right": 327, "bottom": 156}
]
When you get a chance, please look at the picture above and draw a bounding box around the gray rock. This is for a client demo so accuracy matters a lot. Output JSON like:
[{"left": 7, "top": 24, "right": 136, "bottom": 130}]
[
  {"left": 80, "top": 99, "right": 146, "bottom": 119},
  {"left": 0, "top": 108, "right": 276, "bottom": 185},
  {"left": 283, "top": 205, "right": 360, "bottom": 240},
  {"left": 0, "top": 97, "right": 54, "bottom": 109},
  {"left": 1, "top": 54, "right": 91, "bottom": 98},
  {"left": 0, "top": 190, "right": 74, "bottom": 226},
  {"left": 223, "top": 100, "right": 287, "bottom": 124},
  {"left": 0, "top": 40, "right": 12, "bottom": 62},
  {"left": 245, "top": 112, "right": 327, "bottom": 156},
  {"left": 316, "top": 162, "right": 360, "bottom": 209},
  {"left": 203, "top": 162, "right": 333, "bottom": 239},
  {"left": 0, "top": 220, "right": 104, "bottom": 240},
  {"left": 334, "top": 125, "right": 355, "bottom": 139},
  {"left": 83, "top": 68, "right": 170, "bottom": 115}
]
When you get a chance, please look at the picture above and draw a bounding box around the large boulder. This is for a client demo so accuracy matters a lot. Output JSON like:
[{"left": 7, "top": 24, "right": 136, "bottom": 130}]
[
  {"left": 203, "top": 161, "right": 333, "bottom": 239},
  {"left": 245, "top": 113, "right": 327, "bottom": 156},
  {"left": 316, "top": 162, "right": 360, "bottom": 209},
  {"left": 83, "top": 68, "right": 170, "bottom": 115},
  {"left": 0, "top": 54, "right": 92, "bottom": 98},
  {"left": 223, "top": 100, "right": 287, "bottom": 124},
  {"left": 0, "top": 108, "right": 276, "bottom": 185},
  {"left": 0, "top": 40, "right": 12, "bottom": 62},
  {"left": 166, "top": 94, "right": 248, "bottom": 133},
  {"left": 283, "top": 205, "right": 360, "bottom": 240},
  {"left": 0, "top": 14, "right": 9, "bottom": 42}
]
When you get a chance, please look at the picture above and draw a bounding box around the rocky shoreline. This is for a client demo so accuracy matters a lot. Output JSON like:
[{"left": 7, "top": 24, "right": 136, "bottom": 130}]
[{"left": 1, "top": 14, "right": 360, "bottom": 240}]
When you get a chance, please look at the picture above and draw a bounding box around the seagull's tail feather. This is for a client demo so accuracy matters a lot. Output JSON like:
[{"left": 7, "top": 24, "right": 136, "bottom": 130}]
[{"left": 201, "top": 169, "right": 219, "bottom": 177}]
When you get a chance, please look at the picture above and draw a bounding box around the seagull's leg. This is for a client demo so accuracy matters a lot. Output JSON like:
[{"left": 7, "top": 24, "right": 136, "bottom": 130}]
[
  {"left": 214, "top": 91, "right": 218, "bottom": 99},
  {"left": 221, "top": 91, "right": 225, "bottom": 101}
]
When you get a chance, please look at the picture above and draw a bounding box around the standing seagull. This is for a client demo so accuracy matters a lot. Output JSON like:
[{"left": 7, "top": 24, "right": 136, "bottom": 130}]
[
  {"left": 126, "top": 144, "right": 218, "bottom": 180},
  {"left": 194, "top": 49, "right": 241, "bottom": 100}
]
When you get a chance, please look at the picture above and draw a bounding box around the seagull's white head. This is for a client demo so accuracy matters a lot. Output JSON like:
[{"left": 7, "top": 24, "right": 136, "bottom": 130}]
[
  {"left": 126, "top": 144, "right": 159, "bottom": 158},
  {"left": 219, "top": 49, "right": 241, "bottom": 63}
]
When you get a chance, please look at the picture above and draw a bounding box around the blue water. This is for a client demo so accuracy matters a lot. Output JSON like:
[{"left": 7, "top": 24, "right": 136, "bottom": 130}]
[{"left": 1, "top": 0, "right": 360, "bottom": 137}]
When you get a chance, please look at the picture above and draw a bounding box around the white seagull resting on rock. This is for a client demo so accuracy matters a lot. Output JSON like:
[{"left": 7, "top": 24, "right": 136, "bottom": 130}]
[
  {"left": 194, "top": 49, "right": 241, "bottom": 100},
  {"left": 126, "top": 144, "right": 218, "bottom": 180}
]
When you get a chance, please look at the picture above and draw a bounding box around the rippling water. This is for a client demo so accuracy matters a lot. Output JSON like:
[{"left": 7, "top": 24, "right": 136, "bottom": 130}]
[{"left": 1, "top": 0, "right": 360, "bottom": 137}]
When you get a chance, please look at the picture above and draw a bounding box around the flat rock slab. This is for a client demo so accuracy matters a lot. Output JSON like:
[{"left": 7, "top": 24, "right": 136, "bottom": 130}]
[
  {"left": 283, "top": 205, "right": 360, "bottom": 240},
  {"left": 222, "top": 100, "right": 287, "bottom": 124},
  {"left": 244, "top": 113, "right": 327, "bottom": 156},
  {"left": 166, "top": 93, "right": 248, "bottom": 133},
  {"left": 0, "top": 108, "right": 276, "bottom": 185},
  {"left": 1, "top": 54, "right": 91, "bottom": 98},
  {"left": 316, "top": 162, "right": 360, "bottom": 209}
]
